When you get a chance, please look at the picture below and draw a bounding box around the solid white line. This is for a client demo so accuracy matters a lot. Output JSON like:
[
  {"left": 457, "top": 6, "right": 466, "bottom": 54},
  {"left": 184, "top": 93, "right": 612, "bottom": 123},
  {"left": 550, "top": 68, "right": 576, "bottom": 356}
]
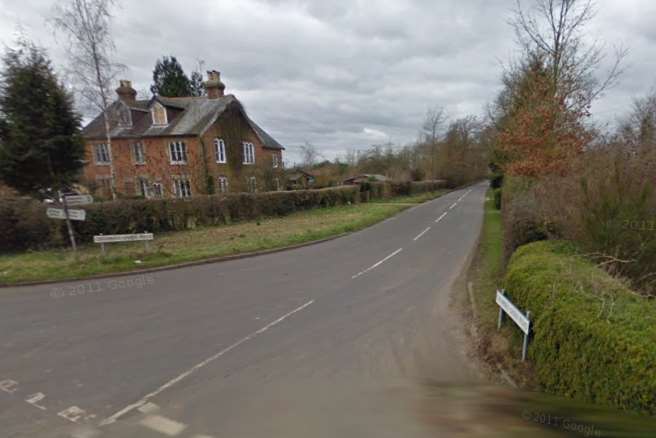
[
  {"left": 352, "top": 248, "right": 403, "bottom": 279},
  {"left": 413, "top": 227, "right": 431, "bottom": 241},
  {"left": 435, "top": 212, "right": 448, "bottom": 223},
  {"left": 100, "top": 300, "right": 314, "bottom": 426}
]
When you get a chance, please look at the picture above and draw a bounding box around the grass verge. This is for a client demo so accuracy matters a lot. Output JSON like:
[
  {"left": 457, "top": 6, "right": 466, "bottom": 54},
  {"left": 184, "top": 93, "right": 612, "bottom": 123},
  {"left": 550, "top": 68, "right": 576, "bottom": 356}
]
[
  {"left": 0, "top": 191, "right": 446, "bottom": 286},
  {"left": 466, "top": 188, "right": 536, "bottom": 386}
]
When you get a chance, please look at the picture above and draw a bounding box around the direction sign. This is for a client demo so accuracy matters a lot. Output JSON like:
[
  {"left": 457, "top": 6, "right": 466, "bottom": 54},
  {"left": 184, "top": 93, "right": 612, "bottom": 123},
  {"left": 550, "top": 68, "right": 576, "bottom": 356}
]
[
  {"left": 496, "top": 290, "right": 530, "bottom": 334},
  {"left": 46, "top": 208, "right": 87, "bottom": 221},
  {"left": 93, "top": 233, "right": 153, "bottom": 244},
  {"left": 64, "top": 194, "right": 93, "bottom": 206}
]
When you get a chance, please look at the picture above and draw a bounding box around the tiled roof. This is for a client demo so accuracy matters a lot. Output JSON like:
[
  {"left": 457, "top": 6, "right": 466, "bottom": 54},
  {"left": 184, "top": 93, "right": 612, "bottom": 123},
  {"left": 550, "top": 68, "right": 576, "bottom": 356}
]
[{"left": 82, "top": 95, "right": 284, "bottom": 150}]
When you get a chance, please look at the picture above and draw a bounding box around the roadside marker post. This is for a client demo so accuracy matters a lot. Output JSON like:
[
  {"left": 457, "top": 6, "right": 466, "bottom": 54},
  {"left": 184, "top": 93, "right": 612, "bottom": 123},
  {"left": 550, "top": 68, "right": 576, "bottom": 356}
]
[{"left": 496, "top": 289, "right": 532, "bottom": 361}]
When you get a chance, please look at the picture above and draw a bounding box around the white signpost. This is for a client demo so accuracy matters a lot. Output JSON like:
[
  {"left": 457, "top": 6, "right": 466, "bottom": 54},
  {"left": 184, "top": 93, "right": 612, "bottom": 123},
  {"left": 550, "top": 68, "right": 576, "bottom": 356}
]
[
  {"left": 47, "top": 208, "right": 87, "bottom": 221},
  {"left": 496, "top": 289, "right": 532, "bottom": 361},
  {"left": 45, "top": 191, "right": 93, "bottom": 253},
  {"left": 94, "top": 233, "right": 154, "bottom": 255},
  {"left": 63, "top": 194, "right": 93, "bottom": 207}
]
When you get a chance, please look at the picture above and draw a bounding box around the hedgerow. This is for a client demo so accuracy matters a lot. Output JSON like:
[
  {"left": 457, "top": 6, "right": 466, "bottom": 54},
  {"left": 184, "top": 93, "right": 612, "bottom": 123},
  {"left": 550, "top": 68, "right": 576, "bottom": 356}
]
[
  {"left": 0, "top": 180, "right": 447, "bottom": 252},
  {"left": 504, "top": 240, "right": 656, "bottom": 415}
]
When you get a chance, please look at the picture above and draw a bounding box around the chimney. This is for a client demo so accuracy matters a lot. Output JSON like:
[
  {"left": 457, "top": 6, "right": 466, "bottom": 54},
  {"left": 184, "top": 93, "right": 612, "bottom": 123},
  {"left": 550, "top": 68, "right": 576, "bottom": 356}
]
[
  {"left": 204, "top": 70, "right": 226, "bottom": 99},
  {"left": 116, "top": 80, "right": 137, "bottom": 103}
]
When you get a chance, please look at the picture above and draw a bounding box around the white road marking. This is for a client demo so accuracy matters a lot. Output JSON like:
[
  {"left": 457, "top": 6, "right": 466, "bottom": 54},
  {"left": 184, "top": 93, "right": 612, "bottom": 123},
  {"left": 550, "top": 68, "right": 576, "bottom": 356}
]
[
  {"left": 58, "top": 406, "right": 87, "bottom": 423},
  {"left": 137, "top": 402, "right": 160, "bottom": 414},
  {"left": 352, "top": 248, "right": 403, "bottom": 279},
  {"left": 140, "top": 415, "right": 187, "bottom": 436},
  {"left": 100, "top": 300, "right": 314, "bottom": 426},
  {"left": 435, "top": 212, "right": 448, "bottom": 223},
  {"left": 413, "top": 227, "right": 431, "bottom": 241},
  {"left": 0, "top": 379, "right": 19, "bottom": 394},
  {"left": 449, "top": 202, "right": 458, "bottom": 210},
  {"left": 25, "top": 392, "right": 47, "bottom": 410}
]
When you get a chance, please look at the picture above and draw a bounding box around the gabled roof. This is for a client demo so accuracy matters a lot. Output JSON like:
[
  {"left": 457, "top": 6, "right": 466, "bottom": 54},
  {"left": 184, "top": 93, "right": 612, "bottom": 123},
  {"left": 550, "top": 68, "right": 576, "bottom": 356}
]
[{"left": 82, "top": 95, "right": 285, "bottom": 150}]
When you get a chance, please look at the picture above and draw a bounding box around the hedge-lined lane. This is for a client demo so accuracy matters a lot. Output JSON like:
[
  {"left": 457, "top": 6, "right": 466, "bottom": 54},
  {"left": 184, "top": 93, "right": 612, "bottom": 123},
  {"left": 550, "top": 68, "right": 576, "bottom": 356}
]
[
  {"left": 504, "top": 240, "right": 656, "bottom": 415},
  {"left": 0, "top": 190, "right": 447, "bottom": 286}
]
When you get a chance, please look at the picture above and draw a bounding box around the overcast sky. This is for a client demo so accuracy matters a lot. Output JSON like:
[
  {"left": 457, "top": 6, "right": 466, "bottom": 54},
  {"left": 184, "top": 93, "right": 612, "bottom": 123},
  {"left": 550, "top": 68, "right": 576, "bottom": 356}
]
[{"left": 1, "top": 0, "right": 654, "bottom": 163}]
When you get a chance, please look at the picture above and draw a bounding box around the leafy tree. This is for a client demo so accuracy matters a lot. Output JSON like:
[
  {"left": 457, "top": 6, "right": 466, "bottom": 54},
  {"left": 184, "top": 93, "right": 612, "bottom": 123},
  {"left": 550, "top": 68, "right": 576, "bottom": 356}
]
[
  {"left": 151, "top": 56, "right": 191, "bottom": 97},
  {"left": 0, "top": 40, "right": 84, "bottom": 196}
]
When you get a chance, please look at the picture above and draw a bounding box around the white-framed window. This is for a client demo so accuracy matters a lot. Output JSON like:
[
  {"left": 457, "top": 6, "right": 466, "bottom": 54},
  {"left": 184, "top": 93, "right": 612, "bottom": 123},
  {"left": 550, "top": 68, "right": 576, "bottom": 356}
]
[
  {"left": 152, "top": 182, "right": 163, "bottom": 198},
  {"left": 242, "top": 142, "right": 255, "bottom": 164},
  {"left": 137, "top": 177, "right": 150, "bottom": 198},
  {"left": 272, "top": 153, "right": 280, "bottom": 168},
  {"left": 151, "top": 102, "right": 168, "bottom": 126},
  {"left": 214, "top": 138, "right": 227, "bottom": 163},
  {"left": 169, "top": 141, "right": 188, "bottom": 164},
  {"left": 173, "top": 176, "right": 192, "bottom": 198},
  {"left": 133, "top": 142, "right": 146, "bottom": 164},
  {"left": 218, "top": 175, "right": 229, "bottom": 193},
  {"left": 248, "top": 176, "right": 257, "bottom": 193},
  {"left": 94, "top": 143, "right": 111, "bottom": 164},
  {"left": 96, "top": 175, "right": 114, "bottom": 195}
]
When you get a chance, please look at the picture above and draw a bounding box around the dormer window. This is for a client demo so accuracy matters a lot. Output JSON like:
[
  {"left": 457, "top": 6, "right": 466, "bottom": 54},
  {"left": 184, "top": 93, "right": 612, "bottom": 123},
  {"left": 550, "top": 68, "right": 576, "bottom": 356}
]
[
  {"left": 115, "top": 102, "right": 132, "bottom": 128},
  {"left": 151, "top": 102, "right": 168, "bottom": 126}
]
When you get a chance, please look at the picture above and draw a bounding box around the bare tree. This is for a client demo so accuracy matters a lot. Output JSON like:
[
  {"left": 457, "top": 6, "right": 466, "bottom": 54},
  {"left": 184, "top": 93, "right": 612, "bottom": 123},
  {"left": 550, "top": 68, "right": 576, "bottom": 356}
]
[
  {"left": 420, "top": 106, "right": 447, "bottom": 180},
  {"left": 51, "top": 0, "right": 123, "bottom": 199},
  {"left": 299, "top": 142, "right": 321, "bottom": 168},
  {"left": 511, "top": 0, "right": 626, "bottom": 112}
]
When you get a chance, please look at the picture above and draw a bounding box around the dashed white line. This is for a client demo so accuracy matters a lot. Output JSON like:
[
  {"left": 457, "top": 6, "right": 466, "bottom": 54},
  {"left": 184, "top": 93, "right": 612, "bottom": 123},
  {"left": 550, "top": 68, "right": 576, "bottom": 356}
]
[
  {"left": 435, "top": 212, "right": 448, "bottom": 223},
  {"left": 352, "top": 248, "right": 403, "bottom": 279},
  {"left": 100, "top": 300, "right": 314, "bottom": 426},
  {"left": 140, "top": 415, "right": 187, "bottom": 436},
  {"left": 413, "top": 227, "right": 431, "bottom": 241},
  {"left": 449, "top": 202, "right": 458, "bottom": 210}
]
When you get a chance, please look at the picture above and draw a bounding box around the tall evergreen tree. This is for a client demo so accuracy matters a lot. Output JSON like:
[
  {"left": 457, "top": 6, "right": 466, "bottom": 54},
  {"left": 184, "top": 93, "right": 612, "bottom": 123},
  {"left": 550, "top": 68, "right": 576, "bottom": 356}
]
[
  {"left": 150, "top": 56, "right": 192, "bottom": 97},
  {"left": 0, "top": 40, "right": 84, "bottom": 196},
  {"left": 189, "top": 70, "right": 205, "bottom": 97}
]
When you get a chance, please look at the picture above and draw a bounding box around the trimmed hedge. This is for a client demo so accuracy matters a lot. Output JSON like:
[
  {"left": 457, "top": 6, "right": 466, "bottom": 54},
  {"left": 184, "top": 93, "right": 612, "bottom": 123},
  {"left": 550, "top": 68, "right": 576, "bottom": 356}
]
[
  {"left": 0, "top": 180, "right": 446, "bottom": 252},
  {"left": 0, "top": 186, "right": 359, "bottom": 251},
  {"left": 504, "top": 240, "right": 656, "bottom": 415}
]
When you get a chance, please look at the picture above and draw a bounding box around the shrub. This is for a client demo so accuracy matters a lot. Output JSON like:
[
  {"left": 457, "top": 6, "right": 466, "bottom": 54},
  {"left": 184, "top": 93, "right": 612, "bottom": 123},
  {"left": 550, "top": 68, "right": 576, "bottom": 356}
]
[
  {"left": 505, "top": 241, "right": 656, "bottom": 415},
  {"left": 501, "top": 176, "right": 550, "bottom": 260},
  {"left": 493, "top": 188, "right": 502, "bottom": 210},
  {"left": 490, "top": 172, "right": 504, "bottom": 189},
  {"left": 534, "top": 147, "right": 656, "bottom": 296}
]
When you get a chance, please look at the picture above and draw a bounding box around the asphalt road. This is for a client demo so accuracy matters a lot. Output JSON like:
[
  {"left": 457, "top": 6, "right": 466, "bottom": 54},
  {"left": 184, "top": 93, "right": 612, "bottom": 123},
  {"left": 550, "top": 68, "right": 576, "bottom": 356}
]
[{"left": 0, "top": 182, "right": 488, "bottom": 438}]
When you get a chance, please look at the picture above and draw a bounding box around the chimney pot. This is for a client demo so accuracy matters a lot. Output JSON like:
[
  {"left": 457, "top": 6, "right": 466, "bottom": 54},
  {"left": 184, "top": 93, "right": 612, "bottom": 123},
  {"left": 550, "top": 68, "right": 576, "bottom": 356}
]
[
  {"left": 116, "top": 79, "right": 137, "bottom": 103},
  {"left": 204, "top": 70, "right": 226, "bottom": 99}
]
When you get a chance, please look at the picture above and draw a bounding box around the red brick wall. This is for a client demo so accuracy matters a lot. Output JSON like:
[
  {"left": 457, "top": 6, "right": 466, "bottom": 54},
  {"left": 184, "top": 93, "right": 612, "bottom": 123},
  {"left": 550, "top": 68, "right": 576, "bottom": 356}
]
[{"left": 82, "top": 111, "right": 283, "bottom": 198}]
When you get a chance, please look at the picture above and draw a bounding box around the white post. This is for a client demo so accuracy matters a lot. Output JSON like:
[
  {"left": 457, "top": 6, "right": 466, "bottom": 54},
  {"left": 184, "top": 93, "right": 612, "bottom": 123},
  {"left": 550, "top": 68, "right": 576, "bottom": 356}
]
[
  {"left": 522, "top": 310, "right": 531, "bottom": 362},
  {"left": 497, "top": 289, "right": 505, "bottom": 330},
  {"left": 99, "top": 233, "right": 106, "bottom": 257}
]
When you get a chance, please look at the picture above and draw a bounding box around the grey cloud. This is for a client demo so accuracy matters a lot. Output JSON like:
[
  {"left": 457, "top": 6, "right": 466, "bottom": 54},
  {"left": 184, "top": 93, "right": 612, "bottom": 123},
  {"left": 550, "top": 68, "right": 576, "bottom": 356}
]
[{"left": 0, "top": 0, "right": 654, "bottom": 164}]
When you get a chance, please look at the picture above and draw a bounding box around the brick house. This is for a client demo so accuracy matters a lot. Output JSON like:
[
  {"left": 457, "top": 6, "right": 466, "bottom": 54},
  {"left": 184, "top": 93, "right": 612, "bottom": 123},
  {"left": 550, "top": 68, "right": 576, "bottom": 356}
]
[{"left": 81, "top": 71, "right": 284, "bottom": 199}]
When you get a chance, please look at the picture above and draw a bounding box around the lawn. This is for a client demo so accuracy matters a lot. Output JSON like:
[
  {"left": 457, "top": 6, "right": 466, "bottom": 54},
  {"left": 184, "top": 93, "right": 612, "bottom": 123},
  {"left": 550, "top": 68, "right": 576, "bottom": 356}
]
[{"left": 0, "top": 191, "right": 447, "bottom": 286}]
